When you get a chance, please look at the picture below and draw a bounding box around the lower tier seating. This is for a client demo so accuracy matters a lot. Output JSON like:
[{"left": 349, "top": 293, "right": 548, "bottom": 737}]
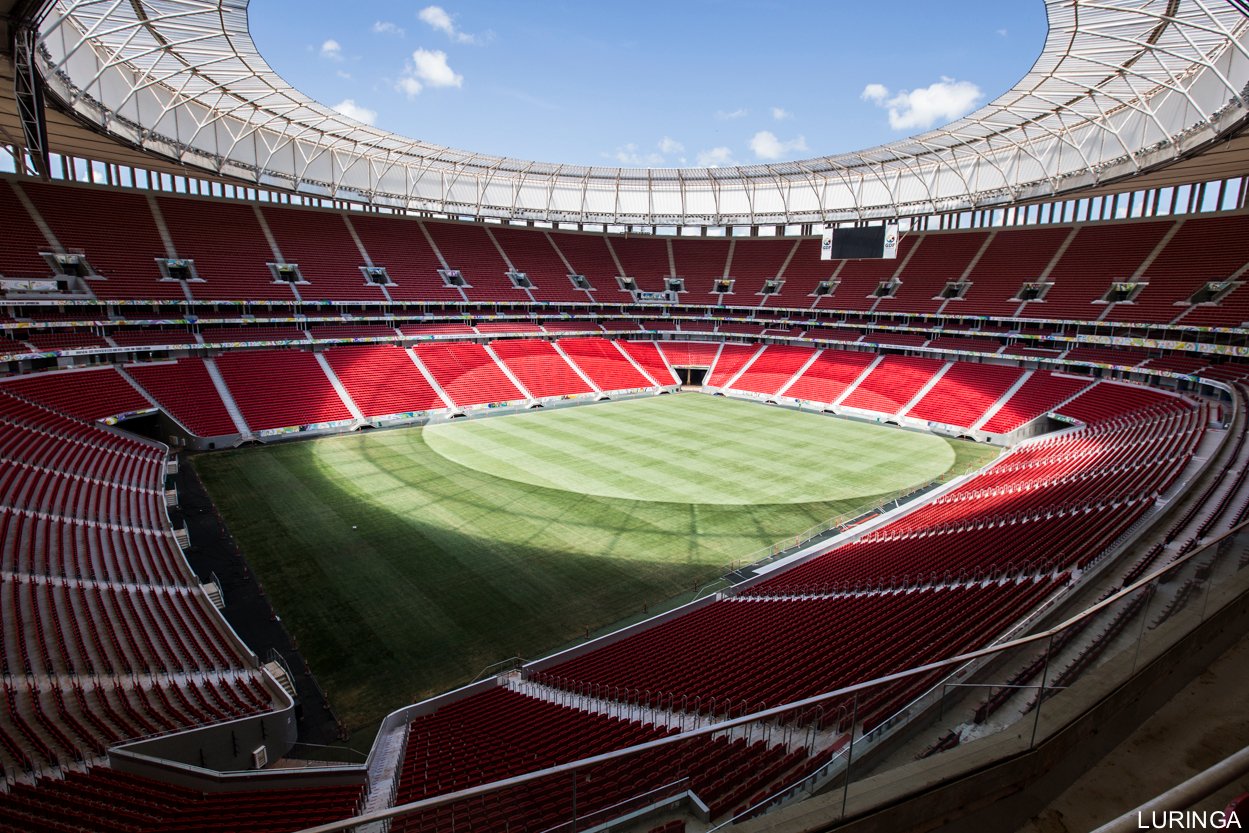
[
  {"left": 0, "top": 766, "right": 364, "bottom": 833},
  {"left": 556, "top": 338, "right": 654, "bottom": 391},
  {"left": 323, "top": 345, "right": 445, "bottom": 417}
]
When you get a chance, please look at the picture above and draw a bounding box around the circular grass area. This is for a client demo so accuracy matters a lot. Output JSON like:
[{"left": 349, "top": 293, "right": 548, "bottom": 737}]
[{"left": 423, "top": 393, "right": 955, "bottom": 505}]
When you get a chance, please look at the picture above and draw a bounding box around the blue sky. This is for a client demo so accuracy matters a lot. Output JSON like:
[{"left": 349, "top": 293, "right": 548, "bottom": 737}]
[{"left": 251, "top": 1, "right": 1047, "bottom": 168}]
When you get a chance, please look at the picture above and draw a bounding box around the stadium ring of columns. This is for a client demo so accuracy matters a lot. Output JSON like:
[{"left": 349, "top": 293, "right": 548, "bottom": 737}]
[{"left": 28, "top": 0, "right": 1249, "bottom": 227}]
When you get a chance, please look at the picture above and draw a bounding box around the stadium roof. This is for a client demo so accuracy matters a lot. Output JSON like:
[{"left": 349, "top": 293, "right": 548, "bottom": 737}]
[{"left": 16, "top": 0, "right": 1249, "bottom": 225}]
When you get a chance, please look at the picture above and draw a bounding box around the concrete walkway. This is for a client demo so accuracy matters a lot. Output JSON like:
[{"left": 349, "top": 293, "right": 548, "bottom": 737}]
[{"left": 1018, "top": 630, "right": 1249, "bottom": 832}]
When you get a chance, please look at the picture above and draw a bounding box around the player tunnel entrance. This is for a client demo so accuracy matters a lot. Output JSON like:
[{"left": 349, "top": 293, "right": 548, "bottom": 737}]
[{"left": 674, "top": 366, "right": 708, "bottom": 385}]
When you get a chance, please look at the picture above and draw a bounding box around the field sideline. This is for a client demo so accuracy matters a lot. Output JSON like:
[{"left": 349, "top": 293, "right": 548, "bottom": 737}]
[{"left": 193, "top": 393, "right": 998, "bottom": 734}]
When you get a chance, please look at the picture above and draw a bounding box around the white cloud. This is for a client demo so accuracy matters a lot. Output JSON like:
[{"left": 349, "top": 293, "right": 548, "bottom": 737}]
[
  {"left": 412, "top": 48, "right": 463, "bottom": 88},
  {"left": 319, "top": 39, "right": 343, "bottom": 61},
  {"left": 749, "top": 130, "right": 808, "bottom": 160},
  {"left": 696, "top": 146, "right": 735, "bottom": 167},
  {"left": 996, "top": 28, "right": 1008, "bottom": 37},
  {"left": 396, "top": 49, "right": 463, "bottom": 96},
  {"left": 419, "top": 5, "right": 478, "bottom": 44},
  {"left": 861, "top": 83, "right": 889, "bottom": 103},
  {"left": 715, "top": 108, "right": 748, "bottom": 120},
  {"left": 658, "top": 136, "right": 684, "bottom": 154},
  {"left": 396, "top": 76, "right": 423, "bottom": 98},
  {"left": 336, "top": 69, "right": 353, "bottom": 80},
  {"left": 860, "top": 77, "right": 983, "bottom": 130},
  {"left": 372, "top": 20, "right": 405, "bottom": 36},
  {"left": 608, "top": 137, "right": 685, "bottom": 167},
  {"left": 332, "top": 99, "right": 377, "bottom": 125},
  {"left": 771, "top": 106, "right": 792, "bottom": 121},
  {"left": 612, "top": 143, "right": 665, "bottom": 166}
]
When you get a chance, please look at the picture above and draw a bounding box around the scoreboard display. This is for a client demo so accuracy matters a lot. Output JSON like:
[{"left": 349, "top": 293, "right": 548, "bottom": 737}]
[{"left": 821, "top": 224, "right": 900, "bottom": 260}]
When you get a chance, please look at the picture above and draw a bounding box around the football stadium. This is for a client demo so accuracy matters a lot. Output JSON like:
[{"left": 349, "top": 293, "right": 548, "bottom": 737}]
[{"left": 1, "top": 1, "right": 1248, "bottom": 831}]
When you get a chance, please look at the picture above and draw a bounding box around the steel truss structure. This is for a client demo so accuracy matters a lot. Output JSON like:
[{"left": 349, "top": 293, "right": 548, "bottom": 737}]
[{"left": 30, "top": 0, "right": 1249, "bottom": 226}]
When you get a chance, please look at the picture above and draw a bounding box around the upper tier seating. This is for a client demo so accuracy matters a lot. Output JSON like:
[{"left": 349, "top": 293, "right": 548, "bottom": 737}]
[
  {"left": 262, "top": 206, "right": 387, "bottom": 302},
  {"left": 488, "top": 226, "right": 591, "bottom": 303},
  {"left": 21, "top": 182, "right": 183, "bottom": 301},
  {"left": 874, "top": 231, "right": 988, "bottom": 315},
  {"left": 815, "top": 236, "right": 918, "bottom": 312},
  {"left": 671, "top": 238, "right": 732, "bottom": 301},
  {"left": 1025, "top": 222, "right": 1170, "bottom": 320},
  {"left": 1143, "top": 215, "right": 1249, "bottom": 328},
  {"left": 215, "top": 350, "right": 352, "bottom": 430},
  {"left": 607, "top": 236, "right": 672, "bottom": 294},
  {"left": 755, "top": 239, "right": 821, "bottom": 308},
  {"left": 424, "top": 222, "right": 526, "bottom": 303},
  {"left": 323, "top": 345, "right": 446, "bottom": 417},
  {"left": 548, "top": 234, "right": 634, "bottom": 303},
  {"left": 0, "top": 176, "right": 1246, "bottom": 326},
  {"left": 347, "top": 216, "right": 463, "bottom": 302},
  {"left": 157, "top": 194, "right": 290, "bottom": 300},
  {"left": 956, "top": 226, "right": 1076, "bottom": 316},
  {"left": 0, "top": 180, "right": 53, "bottom": 279}
]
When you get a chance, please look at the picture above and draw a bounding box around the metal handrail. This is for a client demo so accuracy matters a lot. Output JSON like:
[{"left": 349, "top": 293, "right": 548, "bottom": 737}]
[{"left": 293, "top": 516, "right": 1249, "bottom": 833}]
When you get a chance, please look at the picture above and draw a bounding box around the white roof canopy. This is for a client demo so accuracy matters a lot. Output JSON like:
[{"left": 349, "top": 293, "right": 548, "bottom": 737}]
[{"left": 33, "top": 0, "right": 1249, "bottom": 226}]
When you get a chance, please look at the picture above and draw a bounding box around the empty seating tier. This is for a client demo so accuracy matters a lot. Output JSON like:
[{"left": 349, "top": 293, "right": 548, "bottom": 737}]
[
  {"left": 616, "top": 341, "right": 679, "bottom": 386},
  {"left": 414, "top": 342, "right": 525, "bottom": 406},
  {"left": 0, "top": 766, "right": 363, "bottom": 833},
  {"left": 782, "top": 349, "right": 877, "bottom": 405},
  {"left": 323, "top": 345, "right": 446, "bottom": 417},
  {"left": 979, "top": 371, "right": 1092, "bottom": 434},
  {"left": 841, "top": 355, "right": 947, "bottom": 414},
  {"left": 488, "top": 339, "right": 594, "bottom": 397},
  {"left": 2, "top": 368, "right": 151, "bottom": 421},
  {"left": 555, "top": 338, "right": 654, "bottom": 391},
  {"left": 214, "top": 351, "right": 351, "bottom": 431},
  {"left": 905, "top": 362, "right": 1025, "bottom": 428},
  {"left": 704, "top": 344, "right": 761, "bottom": 387},
  {"left": 729, "top": 345, "right": 816, "bottom": 396},
  {"left": 125, "top": 359, "right": 239, "bottom": 437}
]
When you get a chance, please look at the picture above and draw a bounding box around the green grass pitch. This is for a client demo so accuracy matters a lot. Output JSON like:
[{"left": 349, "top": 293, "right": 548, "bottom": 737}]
[{"left": 192, "top": 393, "right": 998, "bottom": 736}]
